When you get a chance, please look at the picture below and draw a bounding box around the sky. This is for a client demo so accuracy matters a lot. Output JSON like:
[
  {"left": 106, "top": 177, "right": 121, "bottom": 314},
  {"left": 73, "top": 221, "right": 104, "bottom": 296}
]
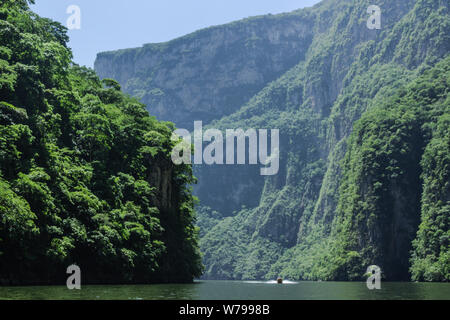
[{"left": 30, "top": 0, "right": 321, "bottom": 68}]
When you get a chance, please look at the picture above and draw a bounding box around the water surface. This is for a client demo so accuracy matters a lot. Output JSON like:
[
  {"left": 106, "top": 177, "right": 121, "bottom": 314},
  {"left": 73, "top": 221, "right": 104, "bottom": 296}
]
[{"left": 0, "top": 280, "right": 448, "bottom": 300}]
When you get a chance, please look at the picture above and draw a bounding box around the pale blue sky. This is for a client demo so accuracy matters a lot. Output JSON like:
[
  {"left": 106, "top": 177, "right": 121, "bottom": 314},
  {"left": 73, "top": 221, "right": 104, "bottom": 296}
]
[{"left": 30, "top": 0, "right": 321, "bottom": 68}]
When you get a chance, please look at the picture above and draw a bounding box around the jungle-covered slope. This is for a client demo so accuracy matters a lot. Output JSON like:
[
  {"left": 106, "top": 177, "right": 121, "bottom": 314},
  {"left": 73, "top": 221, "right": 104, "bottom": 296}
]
[
  {"left": 95, "top": 0, "right": 449, "bottom": 281},
  {"left": 0, "top": 0, "right": 203, "bottom": 285}
]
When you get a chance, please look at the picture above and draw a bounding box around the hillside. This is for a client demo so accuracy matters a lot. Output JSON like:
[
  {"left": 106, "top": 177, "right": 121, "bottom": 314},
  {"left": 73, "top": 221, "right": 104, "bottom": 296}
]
[
  {"left": 95, "top": 0, "right": 449, "bottom": 281},
  {"left": 0, "top": 0, "right": 202, "bottom": 285}
]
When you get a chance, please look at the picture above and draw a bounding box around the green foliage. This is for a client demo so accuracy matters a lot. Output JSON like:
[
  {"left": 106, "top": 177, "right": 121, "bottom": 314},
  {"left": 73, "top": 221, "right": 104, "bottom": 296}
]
[
  {"left": 0, "top": 2, "right": 202, "bottom": 284},
  {"left": 194, "top": 0, "right": 449, "bottom": 281},
  {"left": 89, "top": 0, "right": 448, "bottom": 282},
  {"left": 410, "top": 111, "right": 450, "bottom": 281},
  {"left": 324, "top": 56, "right": 450, "bottom": 281}
]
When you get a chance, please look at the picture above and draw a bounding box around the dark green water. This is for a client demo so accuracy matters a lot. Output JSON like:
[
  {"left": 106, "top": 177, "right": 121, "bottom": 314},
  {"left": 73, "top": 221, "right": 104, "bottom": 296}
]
[{"left": 0, "top": 280, "right": 448, "bottom": 300}]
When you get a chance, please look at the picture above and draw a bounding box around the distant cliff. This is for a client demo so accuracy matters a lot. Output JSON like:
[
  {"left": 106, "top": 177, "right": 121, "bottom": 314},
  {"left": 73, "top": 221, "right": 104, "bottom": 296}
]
[
  {"left": 95, "top": 11, "right": 315, "bottom": 130},
  {"left": 95, "top": 0, "right": 450, "bottom": 281}
]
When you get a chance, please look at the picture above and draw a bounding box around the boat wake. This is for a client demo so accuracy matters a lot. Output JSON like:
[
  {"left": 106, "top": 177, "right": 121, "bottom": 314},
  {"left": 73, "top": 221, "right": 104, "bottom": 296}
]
[{"left": 243, "top": 280, "right": 299, "bottom": 284}]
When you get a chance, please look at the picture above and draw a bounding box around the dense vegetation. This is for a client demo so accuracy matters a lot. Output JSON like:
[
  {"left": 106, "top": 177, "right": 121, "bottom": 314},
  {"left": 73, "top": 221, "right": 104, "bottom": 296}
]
[
  {"left": 326, "top": 58, "right": 450, "bottom": 281},
  {"left": 97, "top": 0, "right": 449, "bottom": 282},
  {"left": 194, "top": 0, "right": 449, "bottom": 282},
  {"left": 89, "top": 0, "right": 450, "bottom": 281},
  {"left": 0, "top": 0, "right": 203, "bottom": 285}
]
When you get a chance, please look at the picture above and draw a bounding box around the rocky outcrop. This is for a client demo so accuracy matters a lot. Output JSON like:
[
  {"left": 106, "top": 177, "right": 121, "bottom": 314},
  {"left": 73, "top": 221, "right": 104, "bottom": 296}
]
[{"left": 95, "top": 11, "right": 315, "bottom": 130}]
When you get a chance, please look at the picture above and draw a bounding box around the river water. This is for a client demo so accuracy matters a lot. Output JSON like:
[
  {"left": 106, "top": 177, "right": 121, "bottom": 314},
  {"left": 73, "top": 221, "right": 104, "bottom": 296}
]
[{"left": 0, "top": 280, "right": 448, "bottom": 300}]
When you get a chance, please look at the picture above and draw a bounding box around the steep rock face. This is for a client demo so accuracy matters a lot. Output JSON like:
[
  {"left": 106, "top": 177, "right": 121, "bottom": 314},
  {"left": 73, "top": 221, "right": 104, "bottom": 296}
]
[
  {"left": 95, "top": 12, "right": 315, "bottom": 130},
  {"left": 148, "top": 162, "right": 173, "bottom": 211},
  {"left": 94, "top": 0, "right": 449, "bottom": 281},
  {"left": 410, "top": 111, "right": 450, "bottom": 282}
]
